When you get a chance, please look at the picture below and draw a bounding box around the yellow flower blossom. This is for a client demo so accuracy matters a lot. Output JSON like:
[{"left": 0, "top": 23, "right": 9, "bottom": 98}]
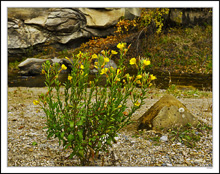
[
  {"left": 143, "top": 60, "right": 151, "bottom": 66},
  {"left": 136, "top": 80, "right": 141, "bottom": 85},
  {"left": 100, "top": 68, "right": 109, "bottom": 75},
  {"left": 68, "top": 76, "right": 73, "bottom": 81},
  {"left": 80, "top": 64, "right": 84, "bottom": 69},
  {"left": 124, "top": 49, "right": 128, "bottom": 54},
  {"left": 110, "top": 66, "right": 115, "bottom": 70},
  {"left": 41, "top": 69, "right": 46, "bottom": 74},
  {"left": 129, "top": 58, "right": 136, "bottom": 65},
  {"left": 136, "top": 75, "right": 142, "bottom": 79},
  {"left": 118, "top": 105, "right": 122, "bottom": 108},
  {"left": 111, "top": 50, "right": 118, "bottom": 55},
  {"left": 104, "top": 57, "right": 109, "bottom": 63},
  {"left": 33, "top": 100, "right": 39, "bottom": 105},
  {"left": 101, "top": 50, "right": 105, "bottom": 55},
  {"left": 117, "top": 43, "right": 126, "bottom": 50},
  {"left": 61, "top": 64, "right": 67, "bottom": 70},
  {"left": 150, "top": 74, "right": 157, "bottom": 80},
  {"left": 92, "top": 54, "right": 98, "bottom": 59},
  {"left": 149, "top": 83, "right": 152, "bottom": 87},
  {"left": 77, "top": 51, "right": 83, "bottom": 57},
  {"left": 115, "top": 77, "right": 121, "bottom": 82},
  {"left": 134, "top": 101, "right": 140, "bottom": 107},
  {"left": 117, "top": 69, "right": 121, "bottom": 75}
]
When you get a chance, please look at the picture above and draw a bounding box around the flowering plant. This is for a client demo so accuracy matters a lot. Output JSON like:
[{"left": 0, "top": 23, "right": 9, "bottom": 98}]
[{"left": 35, "top": 42, "right": 156, "bottom": 166}]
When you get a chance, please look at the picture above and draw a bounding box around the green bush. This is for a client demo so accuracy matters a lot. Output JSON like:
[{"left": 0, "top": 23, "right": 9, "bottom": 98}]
[{"left": 35, "top": 42, "right": 156, "bottom": 165}]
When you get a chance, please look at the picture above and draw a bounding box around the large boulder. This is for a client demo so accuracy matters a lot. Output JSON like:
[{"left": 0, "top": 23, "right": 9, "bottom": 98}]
[
  {"left": 8, "top": 8, "right": 141, "bottom": 61},
  {"left": 138, "top": 94, "right": 198, "bottom": 131},
  {"left": 18, "top": 58, "right": 61, "bottom": 75}
]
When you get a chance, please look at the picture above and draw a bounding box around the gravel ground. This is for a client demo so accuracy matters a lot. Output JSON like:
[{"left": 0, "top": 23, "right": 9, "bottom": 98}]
[{"left": 7, "top": 87, "right": 213, "bottom": 167}]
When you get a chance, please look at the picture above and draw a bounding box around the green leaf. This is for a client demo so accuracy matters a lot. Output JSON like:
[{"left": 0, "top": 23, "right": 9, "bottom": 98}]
[
  {"left": 184, "top": 135, "right": 192, "bottom": 140},
  {"left": 78, "top": 150, "right": 84, "bottom": 157},
  {"left": 69, "top": 121, "right": 74, "bottom": 128},
  {"left": 77, "top": 119, "right": 84, "bottom": 126},
  {"left": 69, "top": 152, "right": 75, "bottom": 159},
  {"left": 32, "top": 141, "right": 37, "bottom": 146},
  {"left": 77, "top": 131, "right": 83, "bottom": 141},
  {"left": 106, "top": 137, "right": 112, "bottom": 145},
  {"left": 60, "top": 132, "right": 65, "bottom": 138},
  {"left": 67, "top": 134, "right": 74, "bottom": 141}
]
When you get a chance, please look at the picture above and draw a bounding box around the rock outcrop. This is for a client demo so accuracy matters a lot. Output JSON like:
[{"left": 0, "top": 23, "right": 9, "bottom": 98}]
[
  {"left": 168, "top": 8, "right": 212, "bottom": 27},
  {"left": 138, "top": 94, "right": 198, "bottom": 131},
  {"left": 8, "top": 8, "right": 141, "bottom": 61},
  {"left": 8, "top": 8, "right": 211, "bottom": 62}
]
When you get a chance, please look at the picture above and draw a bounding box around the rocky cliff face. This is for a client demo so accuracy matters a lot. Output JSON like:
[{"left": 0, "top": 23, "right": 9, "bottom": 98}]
[
  {"left": 8, "top": 8, "right": 141, "bottom": 61},
  {"left": 8, "top": 8, "right": 211, "bottom": 62}
]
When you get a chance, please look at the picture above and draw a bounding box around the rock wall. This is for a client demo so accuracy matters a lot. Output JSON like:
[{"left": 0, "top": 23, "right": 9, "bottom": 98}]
[
  {"left": 8, "top": 8, "right": 211, "bottom": 62},
  {"left": 168, "top": 8, "right": 212, "bottom": 27},
  {"left": 8, "top": 8, "right": 141, "bottom": 61}
]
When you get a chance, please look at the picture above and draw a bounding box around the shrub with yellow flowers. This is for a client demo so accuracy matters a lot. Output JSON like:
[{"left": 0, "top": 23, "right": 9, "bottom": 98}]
[{"left": 36, "top": 42, "right": 156, "bottom": 166}]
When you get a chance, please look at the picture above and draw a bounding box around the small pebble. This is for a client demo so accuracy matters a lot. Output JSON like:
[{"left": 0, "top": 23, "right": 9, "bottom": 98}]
[{"left": 160, "top": 136, "right": 168, "bottom": 142}]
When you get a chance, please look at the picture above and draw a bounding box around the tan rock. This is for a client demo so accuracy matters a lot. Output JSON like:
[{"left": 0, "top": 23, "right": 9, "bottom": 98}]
[{"left": 138, "top": 94, "right": 198, "bottom": 130}]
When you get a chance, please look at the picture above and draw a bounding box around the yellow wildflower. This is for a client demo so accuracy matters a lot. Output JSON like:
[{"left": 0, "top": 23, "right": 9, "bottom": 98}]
[
  {"left": 100, "top": 68, "right": 109, "bottom": 75},
  {"left": 110, "top": 66, "right": 115, "bottom": 70},
  {"left": 33, "top": 100, "right": 39, "bottom": 105},
  {"left": 61, "top": 64, "right": 67, "bottom": 70},
  {"left": 77, "top": 51, "right": 83, "bottom": 57},
  {"left": 101, "top": 50, "right": 105, "bottom": 55},
  {"left": 136, "top": 75, "right": 142, "bottom": 79},
  {"left": 118, "top": 105, "right": 122, "bottom": 108},
  {"left": 68, "top": 76, "right": 73, "bottom": 81},
  {"left": 150, "top": 74, "right": 157, "bottom": 80},
  {"left": 129, "top": 58, "right": 136, "bottom": 65},
  {"left": 104, "top": 57, "right": 109, "bottom": 63},
  {"left": 115, "top": 77, "right": 121, "bottom": 82},
  {"left": 92, "top": 54, "right": 98, "bottom": 59},
  {"left": 41, "top": 69, "right": 46, "bottom": 74},
  {"left": 143, "top": 60, "right": 151, "bottom": 66},
  {"left": 117, "top": 69, "right": 121, "bottom": 75},
  {"left": 134, "top": 101, "right": 140, "bottom": 107},
  {"left": 80, "top": 64, "right": 84, "bottom": 69},
  {"left": 89, "top": 81, "right": 94, "bottom": 85},
  {"left": 117, "top": 43, "right": 126, "bottom": 50},
  {"left": 124, "top": 49, "right": 128, "bottom": 54},
  {"left": 65, "top": 57, "right": 70, "bottom": 60},
  {"left": 149, "top": 83, "right": 152, "bottom": 87},
  {"left": 111, "top": 50, "right": 118, "bottom": 55},
  {"left": 136, "top": 80, "right": 141, "bottom": 85}
]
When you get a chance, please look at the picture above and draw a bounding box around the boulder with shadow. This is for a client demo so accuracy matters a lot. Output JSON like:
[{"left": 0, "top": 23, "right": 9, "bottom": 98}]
[{"left": 138, "top": 94, "right": 198, "bottom": 131}]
